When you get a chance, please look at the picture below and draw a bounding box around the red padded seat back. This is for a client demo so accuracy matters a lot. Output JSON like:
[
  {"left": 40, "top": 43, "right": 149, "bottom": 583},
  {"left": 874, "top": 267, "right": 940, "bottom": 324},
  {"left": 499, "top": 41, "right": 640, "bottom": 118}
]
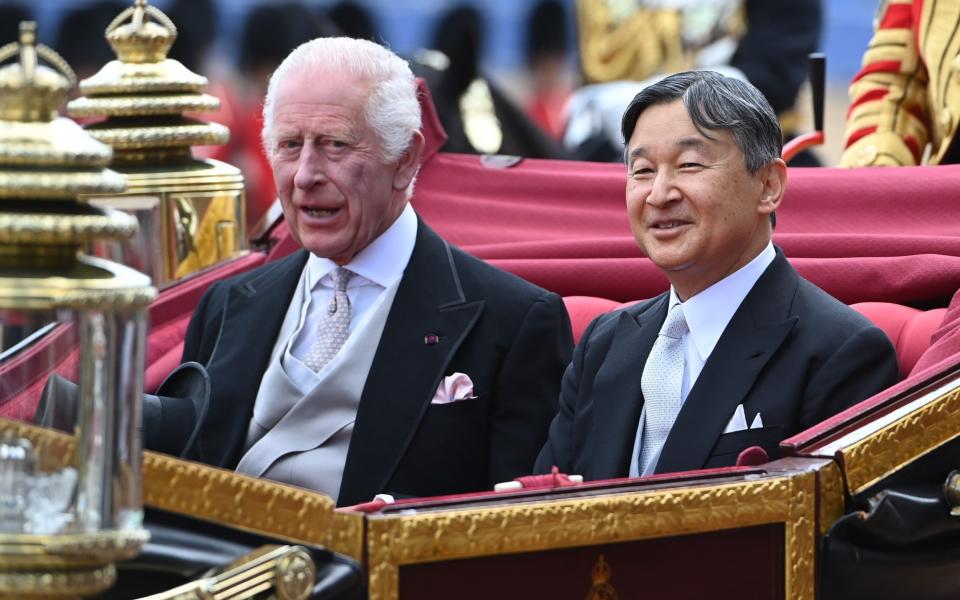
[
  {"left": 850, "top": 303, "right": 946, "bottom": 379},
  {"left": 562, "top": 296, "right": 945, "bottom": 381},
  {"left": 563, "top": 296, "right": 625, "bottom": 343}
]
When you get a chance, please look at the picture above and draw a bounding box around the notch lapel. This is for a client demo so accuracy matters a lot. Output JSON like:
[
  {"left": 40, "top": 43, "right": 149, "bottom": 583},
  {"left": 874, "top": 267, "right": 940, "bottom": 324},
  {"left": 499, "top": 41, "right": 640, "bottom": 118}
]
[
  {"left": 193, "top": 251, "right": 309, "bottom": 468},
  {"left": 587, "top": 296, "right": 667, "bottom": 479},
  {"left": 655, "top": 252, "right": 799, "bottom": 474},
  {"left": 338, "top": 224, "right": 483, "bottom": 506}
]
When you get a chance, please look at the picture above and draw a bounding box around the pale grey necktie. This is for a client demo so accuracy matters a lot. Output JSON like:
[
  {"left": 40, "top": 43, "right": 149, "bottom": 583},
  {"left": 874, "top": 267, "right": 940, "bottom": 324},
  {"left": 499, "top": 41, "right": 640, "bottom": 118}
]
[
  {"left": 639, "top": 302, "right": 689, "bottom": 473},
  {"left": 303, "top": 267, "right": 355, "bottom": 372}
]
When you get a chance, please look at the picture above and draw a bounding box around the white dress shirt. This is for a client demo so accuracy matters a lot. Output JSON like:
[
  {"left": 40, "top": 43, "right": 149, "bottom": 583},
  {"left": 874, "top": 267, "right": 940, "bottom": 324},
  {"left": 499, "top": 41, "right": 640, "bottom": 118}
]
[
  {"left": 629, "top": 242, "right": 776, "bottom": 476},
  {"left": 282, "top": 203, "right": 418, "bottom": 392}
]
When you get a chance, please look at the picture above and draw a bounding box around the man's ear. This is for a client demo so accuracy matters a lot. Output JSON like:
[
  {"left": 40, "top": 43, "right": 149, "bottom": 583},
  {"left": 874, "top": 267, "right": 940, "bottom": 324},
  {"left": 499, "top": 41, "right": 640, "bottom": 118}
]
[
  {"left": 757, "top": 158, "right": 787, "bottom": 216},
  {"left": 393, "top": 131, "right": 425, "bottom": 191}
]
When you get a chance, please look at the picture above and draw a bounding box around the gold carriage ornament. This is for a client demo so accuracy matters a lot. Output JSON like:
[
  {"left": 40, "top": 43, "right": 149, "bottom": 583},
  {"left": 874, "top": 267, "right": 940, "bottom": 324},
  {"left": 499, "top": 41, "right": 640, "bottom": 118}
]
[
  {"left": 67, "top": 0, "right": 246, "bottom": 289},
  {"left": 0, "top": 21, "right": 156, "bottom": 598}
]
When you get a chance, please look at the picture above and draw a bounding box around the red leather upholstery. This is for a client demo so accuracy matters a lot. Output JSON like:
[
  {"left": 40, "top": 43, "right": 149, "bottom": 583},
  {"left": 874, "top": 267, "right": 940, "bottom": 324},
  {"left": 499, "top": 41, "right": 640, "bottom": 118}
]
[{"left": 562, "top": 296, "right": 946, "bottom": 380}]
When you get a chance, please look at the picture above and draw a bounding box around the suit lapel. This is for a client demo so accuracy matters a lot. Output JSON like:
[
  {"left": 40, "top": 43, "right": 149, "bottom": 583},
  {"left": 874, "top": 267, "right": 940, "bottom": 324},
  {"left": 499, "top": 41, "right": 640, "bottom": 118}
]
[
  {"left": 588, "top": 296, "right": 667, "bottom": 479},
  {"left": 197, "top": 251, "right": 308, "bottom": 467},
  {"left": 655, "top": 251, "right": 799, "bottom": 474},
  {"left": 338, "top": 223, "right": 483, "bottom": 506}
]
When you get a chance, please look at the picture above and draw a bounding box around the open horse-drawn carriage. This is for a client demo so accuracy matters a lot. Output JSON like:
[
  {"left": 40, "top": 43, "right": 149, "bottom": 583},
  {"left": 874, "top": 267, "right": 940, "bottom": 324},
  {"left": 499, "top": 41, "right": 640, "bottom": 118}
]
[{"left": 2, "top": 2, "right": 960, "bottom": 599}]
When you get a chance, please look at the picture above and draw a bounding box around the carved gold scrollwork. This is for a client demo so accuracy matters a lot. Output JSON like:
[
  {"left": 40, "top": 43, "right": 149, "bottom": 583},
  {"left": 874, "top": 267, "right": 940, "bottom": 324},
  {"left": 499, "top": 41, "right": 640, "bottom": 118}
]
[
  {"left": 367, "top": 472, "right": 817, "bottom": 600},
  {"left": 818, "top": 460, "right": 846, "bottom": 535},
  {"left": 0, "top": 421, "right": 364, "bottom": 562},
  {"left": 839, "top": 382, "right": 960, "bottom": 495}
]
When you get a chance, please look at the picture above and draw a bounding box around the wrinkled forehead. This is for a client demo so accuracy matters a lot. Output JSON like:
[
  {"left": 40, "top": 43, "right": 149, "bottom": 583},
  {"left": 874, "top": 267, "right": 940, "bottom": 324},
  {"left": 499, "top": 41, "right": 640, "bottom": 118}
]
[{"left": 276, "top": 66, "right": 375, "bottom": 103}]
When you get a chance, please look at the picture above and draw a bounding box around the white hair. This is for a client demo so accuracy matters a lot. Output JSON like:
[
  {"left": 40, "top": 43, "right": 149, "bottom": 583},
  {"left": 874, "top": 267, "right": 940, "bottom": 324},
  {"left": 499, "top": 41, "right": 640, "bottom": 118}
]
[{"left": 261, "top": 37, "right": 422, "bottom": 164}]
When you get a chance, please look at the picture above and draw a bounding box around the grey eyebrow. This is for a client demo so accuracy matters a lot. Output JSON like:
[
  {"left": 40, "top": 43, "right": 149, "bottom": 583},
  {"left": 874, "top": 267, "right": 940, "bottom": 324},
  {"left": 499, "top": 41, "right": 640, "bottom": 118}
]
[{"left": 627, "top": 137, "right": 711, "bottom": 166}]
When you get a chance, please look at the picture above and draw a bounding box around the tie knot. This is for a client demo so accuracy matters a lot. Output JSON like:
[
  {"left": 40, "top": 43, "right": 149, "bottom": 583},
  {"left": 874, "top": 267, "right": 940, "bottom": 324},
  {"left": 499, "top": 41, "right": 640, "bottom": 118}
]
[
  {"left": 661, "top": 303, "right": 688, "bottom": 339},
  {"left": 331, "top": 267, "right": 354, "bottom": 292}
]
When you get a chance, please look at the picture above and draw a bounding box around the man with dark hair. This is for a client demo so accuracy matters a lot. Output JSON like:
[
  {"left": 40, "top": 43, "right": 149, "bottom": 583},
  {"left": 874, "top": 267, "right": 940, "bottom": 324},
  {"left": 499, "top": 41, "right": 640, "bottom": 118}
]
[{"left": 536, "top": 71, "right": 898, "bottom": 479}]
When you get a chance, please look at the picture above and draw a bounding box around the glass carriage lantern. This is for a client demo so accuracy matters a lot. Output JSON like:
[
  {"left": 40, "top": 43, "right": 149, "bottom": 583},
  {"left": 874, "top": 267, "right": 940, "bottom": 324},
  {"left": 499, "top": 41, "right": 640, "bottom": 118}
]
[
  {"left": 67, "top": 0, "right": 247, "bottom": 290},
  {"left": 0, "top": 22, "right": 155, "bottom": 597}
]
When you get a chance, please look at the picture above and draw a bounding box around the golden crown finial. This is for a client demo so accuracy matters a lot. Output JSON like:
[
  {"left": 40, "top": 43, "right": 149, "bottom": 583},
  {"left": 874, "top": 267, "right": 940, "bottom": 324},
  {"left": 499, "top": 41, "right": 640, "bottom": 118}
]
[
  {"left": 586, "top": 555, "right": 619, "bottom": 600},
  {"left": 18, "top": 21, "right": 36, "bottom": 77},
  {"left": 591, "top": 555, "right": 612, "bottom": 585},
  {"left": 67, "top": 0, "right": 227, "bottom": 165},
  {"left": 0, "top": 21, "right": 76, "bottom": 122},
  {"left": 106, "top": 0, "right": 178, "bottom": 64}
]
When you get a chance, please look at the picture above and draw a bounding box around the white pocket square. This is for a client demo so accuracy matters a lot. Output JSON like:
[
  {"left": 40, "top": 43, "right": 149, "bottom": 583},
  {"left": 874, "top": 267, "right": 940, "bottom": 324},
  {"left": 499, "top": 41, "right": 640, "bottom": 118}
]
[
  {"left": 723, "top": 404, "right": 748, "bottom": 433},
  {"left": 431, "top": 372, "right": 476, "bottom": 405},
  {"left": 723, "top": 404, "right": 765, "bottom": 433}
]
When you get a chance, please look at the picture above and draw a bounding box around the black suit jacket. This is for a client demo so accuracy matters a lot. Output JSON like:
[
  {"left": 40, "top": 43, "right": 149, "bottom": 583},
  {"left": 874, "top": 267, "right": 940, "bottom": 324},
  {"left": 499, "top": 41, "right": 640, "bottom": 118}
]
[
  {"left": 535, "top": 250, "right": 899, "bottom": 479},
  {"left": 179, "top": 221, "right": 572, "bottom": 506}
]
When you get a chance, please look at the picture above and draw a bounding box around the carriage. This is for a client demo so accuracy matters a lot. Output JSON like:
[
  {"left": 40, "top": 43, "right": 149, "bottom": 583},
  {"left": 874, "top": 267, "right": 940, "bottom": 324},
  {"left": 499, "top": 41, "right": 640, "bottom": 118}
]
[{"left": 2, "top": 3, "right": 960, "bottom": 599}]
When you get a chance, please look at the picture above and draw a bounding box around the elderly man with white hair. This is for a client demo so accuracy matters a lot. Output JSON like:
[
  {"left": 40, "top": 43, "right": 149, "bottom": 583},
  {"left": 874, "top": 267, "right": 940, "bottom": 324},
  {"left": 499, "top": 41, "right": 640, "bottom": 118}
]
[{"left": 172, "top": 37, "right": 573, "bottom": 507}]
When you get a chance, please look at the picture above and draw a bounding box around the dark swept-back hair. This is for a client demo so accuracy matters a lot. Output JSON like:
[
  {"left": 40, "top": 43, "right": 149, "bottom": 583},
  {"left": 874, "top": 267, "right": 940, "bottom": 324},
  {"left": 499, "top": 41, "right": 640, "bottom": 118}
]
[{"left": 620, "top": 70, "right": 782, "bottom": 174}]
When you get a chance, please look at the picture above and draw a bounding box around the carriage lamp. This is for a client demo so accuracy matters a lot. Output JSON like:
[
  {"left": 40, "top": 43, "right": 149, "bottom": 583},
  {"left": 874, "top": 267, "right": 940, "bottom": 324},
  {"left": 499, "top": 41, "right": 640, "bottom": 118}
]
[
  {"left": 67, "top": 0, "right": 246, "bottom": 290},
  {"left": 0, "top": 22, "right": 155, "bottom": 597}
]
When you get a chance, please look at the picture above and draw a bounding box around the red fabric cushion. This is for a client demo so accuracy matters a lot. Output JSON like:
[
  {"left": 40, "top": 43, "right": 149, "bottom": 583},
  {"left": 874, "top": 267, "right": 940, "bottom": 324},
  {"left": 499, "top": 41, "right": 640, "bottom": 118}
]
[
  {"left": 911, "top": 288, "right": 960, "bottom": 375},
  {"left": 410, "top": 156, "right": 960, "bottom": 306},
  {"left": 850, "top": 303, "right": 947, "bottom": 379},
  {"left": 561, "top": 296, "right": 944, "bottom": 380},
  {"left": 145, "top": 338, "right": 186, "bottom": 393},
  {"left": 563, "top": 296, "right": 625, "bottom": 343}
]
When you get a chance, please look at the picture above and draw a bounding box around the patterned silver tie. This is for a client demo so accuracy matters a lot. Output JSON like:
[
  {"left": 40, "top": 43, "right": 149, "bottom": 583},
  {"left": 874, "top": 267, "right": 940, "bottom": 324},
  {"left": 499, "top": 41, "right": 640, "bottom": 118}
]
[
  {"left": 303, "top": 267, "right": 355, "bottom": 372},
  {"left": 639, "top": 302, "right": 689, "bottom": 474}
]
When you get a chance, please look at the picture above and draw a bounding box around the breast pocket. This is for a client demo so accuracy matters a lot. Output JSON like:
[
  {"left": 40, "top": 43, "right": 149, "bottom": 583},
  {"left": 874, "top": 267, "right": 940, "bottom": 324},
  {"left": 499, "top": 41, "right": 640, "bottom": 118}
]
[
  {"left": 390, "top": 395, "right": 492, "bottom": 497},
  {"left": 704, "top": 426, "right": 784, "bottom": 468},
  {"left": 409, "top": 395, "right": 491, "bottom": 463}
]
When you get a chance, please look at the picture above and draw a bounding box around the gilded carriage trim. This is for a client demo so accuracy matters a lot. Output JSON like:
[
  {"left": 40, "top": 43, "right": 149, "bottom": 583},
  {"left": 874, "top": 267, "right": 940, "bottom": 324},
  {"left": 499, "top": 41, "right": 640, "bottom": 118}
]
[
  {"left": 0, "top": 564, "right": 116, "bottom": 596},
  {"left": 0, "top": 420, "right": 76, "bottom": 472},
  {"left": 817, "top": 460, "right": 845, "bottom": 536},
  {"left": 366, "top": 472, "right": 816, "bottom": 600},
  {"left": 818, "top": 375, "right": 960, "bottom": 495},
  {"left": 0, "top": 421, "right": 364, "bottom": 561},
  {"left": 142, "top": 453, "right": 365, "bottom": 560}
]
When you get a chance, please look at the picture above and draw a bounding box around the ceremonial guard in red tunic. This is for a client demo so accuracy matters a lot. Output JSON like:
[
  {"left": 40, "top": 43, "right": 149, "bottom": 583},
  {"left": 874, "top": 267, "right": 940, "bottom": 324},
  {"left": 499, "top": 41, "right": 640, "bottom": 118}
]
[{"left": 843, "top": 0, "right": 960, "bottom": 166}]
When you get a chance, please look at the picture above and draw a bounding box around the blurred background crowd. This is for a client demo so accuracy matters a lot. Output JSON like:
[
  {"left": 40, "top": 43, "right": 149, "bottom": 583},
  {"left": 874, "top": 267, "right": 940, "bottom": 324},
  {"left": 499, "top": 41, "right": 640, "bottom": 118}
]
[{"left": 0, "top": 0, "right": 882, "bottom": 211}]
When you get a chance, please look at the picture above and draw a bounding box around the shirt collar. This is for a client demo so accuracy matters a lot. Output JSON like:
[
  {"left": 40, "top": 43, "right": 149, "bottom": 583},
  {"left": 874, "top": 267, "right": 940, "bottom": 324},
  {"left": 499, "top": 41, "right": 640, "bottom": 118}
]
[
  {"left": 670, "top": 241, "right": 776, "bottom": 361},
  {"left": 305, "top": 202, "right": 418, "bottom": 289}
]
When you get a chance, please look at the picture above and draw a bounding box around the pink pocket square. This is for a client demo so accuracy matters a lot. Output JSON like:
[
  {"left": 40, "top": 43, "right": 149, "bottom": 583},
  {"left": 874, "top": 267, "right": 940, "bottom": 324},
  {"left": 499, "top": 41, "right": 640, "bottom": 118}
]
[{"left": 431, "top": 372, "right": 475, "bottom": 404}]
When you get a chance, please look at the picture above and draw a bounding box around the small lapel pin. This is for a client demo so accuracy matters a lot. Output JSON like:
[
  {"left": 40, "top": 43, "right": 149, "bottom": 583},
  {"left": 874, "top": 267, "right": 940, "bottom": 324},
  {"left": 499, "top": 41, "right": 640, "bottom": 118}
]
[{"left": 424, "top": 333, "right": 440, "bottom": 345}]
